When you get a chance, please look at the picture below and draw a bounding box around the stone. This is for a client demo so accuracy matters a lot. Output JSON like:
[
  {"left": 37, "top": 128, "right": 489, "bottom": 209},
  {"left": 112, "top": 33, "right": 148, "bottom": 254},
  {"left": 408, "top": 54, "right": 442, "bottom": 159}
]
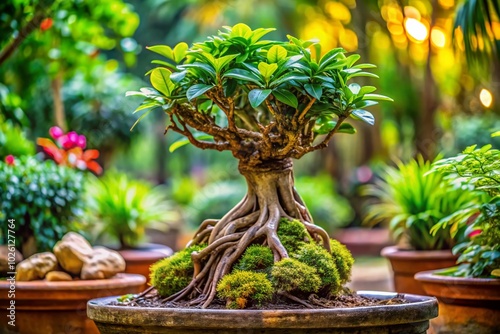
[
  {"left": 81, "top": 246, "right": 126, "bottom": 280},
  {"left": 0, "top": 245, "right": 23, "bottom": 273},
  {"left": 53, "top": 232, "right": 93, "bottom": 275},
  {"left": 45, "top": 270, "right": 73, "bottom": 281},
  {"left": 16, "top": 252, "right": 58, "bottom": 281}
]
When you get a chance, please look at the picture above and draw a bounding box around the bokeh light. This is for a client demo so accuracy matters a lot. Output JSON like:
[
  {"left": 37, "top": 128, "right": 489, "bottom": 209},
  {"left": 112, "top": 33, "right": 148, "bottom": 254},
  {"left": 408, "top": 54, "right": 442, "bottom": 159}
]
[
  {"left": 405, "top": 18, "right": 429, "bottom": 42},
  {"left": 430, "top": 27, "right": 446, "bottom": 48},
  {"left": 479, "top": 89, "right": 493, "bottom": 108}
]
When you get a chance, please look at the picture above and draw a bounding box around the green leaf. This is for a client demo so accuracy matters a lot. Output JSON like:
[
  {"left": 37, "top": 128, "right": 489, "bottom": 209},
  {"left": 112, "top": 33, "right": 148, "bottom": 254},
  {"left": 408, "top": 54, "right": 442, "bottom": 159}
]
[
  {"left": 351, "top": 109, "right": 375, "bottom": 125},
  {"left": 318, "top": 48, "right": 344, "bottom": 71},
  {"left": 169, "top": 134, "right": 214, "bottom": 153},
  {"left": 358, "top": 86, "right": 377, "bottom": 96},
  {"left": 230, "top": 23, "right": 252, "bottom": 38},
  {"left": 173, "top": 42, "right": 189, "bottom": 63},
  {"left": 151, "top": 60, "right": 176, "bottom": 70},
  {"left": 267, "top": 45, "right": 287, "bottom": 63},
  {"left": 186, "top": 84, "right": 214, "bottom": 101},
  {"left": 179, "top": 63, "right": 216, "bottom": 80},
  {"left": 362, "top": 94, "right": 393, "bottom": 102},
  {"left": 338, "top": 123, "right": 356, "bottom": 134},
  {"left": 492, "top": 131, "right": 500, "bottom": 138},
  {"left": 271, "top": 73, "right": 309, "bottom": 87},
  {"left": 347, "top": 71, "right": 380, "bottom": 80},
  {"left": 248, "top": 89, "right": 272, "bottom": 108},
  {"left": 150, "top": 68, "right": 175, "bottom": 96},
  {"left": 304, "top": 83, "right": 323, "bottom": 100},
  {"left": 223, "top": 69, "right": 263, "bottom": 86},
  {"left": 314, "top": 120, "right": 336, "bottom": 134},
  {"left": 492, "top": 269, "right": 500, "bottom": 277},
  {"left": 147, "top": 45, "right": 174, "bottom": 60},
  {"left": 258, "top": 62, "right": 278, "bottom": 80},
  {"left": 215, "top": 54, "right": 238, "bottom": 73},
  {"left": 272, "top": 89, "right": 298, "bottom": 108},
  {"left": 348, "top": 83, "right": 361, "bottom": 95}
]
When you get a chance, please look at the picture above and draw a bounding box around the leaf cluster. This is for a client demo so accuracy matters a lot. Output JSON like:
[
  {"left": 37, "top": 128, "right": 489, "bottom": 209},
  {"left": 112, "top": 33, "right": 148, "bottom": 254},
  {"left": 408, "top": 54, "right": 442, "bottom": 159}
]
[
  {"left": 0, "top": 156, "right": 85, "bottom": 255},
  {"left": 362, "top": 156, "right": 479, "bottom": 250},
  {"left": 216, "top": 270, "right": 273, "bottom": 309},
  {"left": 431, "top": 143, "right": 500, "bottom": 277},
  {"left": 129, "top": 23, "right": 391, "bottom": 163}
]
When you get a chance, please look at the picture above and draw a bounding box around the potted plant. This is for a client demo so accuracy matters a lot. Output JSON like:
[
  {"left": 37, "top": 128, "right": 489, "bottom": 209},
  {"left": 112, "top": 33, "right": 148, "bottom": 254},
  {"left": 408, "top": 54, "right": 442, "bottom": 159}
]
[
  {"left": 415, "top": 140, "right": 500, "bottom": 334},
  {"left": 362, "top": 156, "right": 479, "bottom": 294},
  {"left": 84, "top": 171, "right": 179, "bottom": 283},
  {"left": 0, "top": 130, "right": 145, "bottom": 334},
  {"left": 88, "top": 24, "right": 438, "bottom": 333}
]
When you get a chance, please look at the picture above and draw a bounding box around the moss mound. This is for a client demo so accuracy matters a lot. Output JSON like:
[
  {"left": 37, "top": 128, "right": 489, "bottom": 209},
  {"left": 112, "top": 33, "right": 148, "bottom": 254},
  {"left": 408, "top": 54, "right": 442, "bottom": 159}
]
[
  {"left": 270, "top": 258, "right": 321, "bottom": 294},
  {"left": 234, "top": 244, "right": 274, "bottom": 272},
  {"left": 216, "top": 270, "right": 273, "bottom": 309},
  {"left": 277, "top": 218, "right": 309, "bottom": 252},
  {"left": 150, "top": 244, "right": 206, "bottom": 297},
  {"left": 330, "top": 239, "right": 354, "bottom": 284},
  {"left": 292, "top": 243, "right": 341, "bottom": 294}
]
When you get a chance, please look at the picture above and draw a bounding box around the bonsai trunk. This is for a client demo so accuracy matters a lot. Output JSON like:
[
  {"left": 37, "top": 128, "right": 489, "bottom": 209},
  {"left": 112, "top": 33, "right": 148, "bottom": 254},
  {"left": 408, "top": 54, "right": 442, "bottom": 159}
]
[{"left": 165, "top": 158, "right": 331, "bottom": 308}]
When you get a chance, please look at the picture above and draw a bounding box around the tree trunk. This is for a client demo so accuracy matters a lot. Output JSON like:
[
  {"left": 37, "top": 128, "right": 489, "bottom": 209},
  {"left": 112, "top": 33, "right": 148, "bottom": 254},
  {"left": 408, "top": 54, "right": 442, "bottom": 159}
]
[
  {"left": 51, "top": 73, "right": 66, "bottom": 131},
  {"left": 163, "top": 158, "right": 331, "bottom": 308}
]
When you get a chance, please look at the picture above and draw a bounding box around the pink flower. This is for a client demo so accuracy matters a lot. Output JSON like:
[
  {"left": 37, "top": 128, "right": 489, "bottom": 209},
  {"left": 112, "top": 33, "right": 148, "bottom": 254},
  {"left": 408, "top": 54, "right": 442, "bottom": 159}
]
[
  {"left": 5, "top": 155, "right": 15, "bottom": 166},
  {"left": 76, "top": 135, "right": 86, "bottom": 149},
  {"left": 468, "top": 229, "right": 482, "bottom": 238},
  {"left": 49, "top": 126, "right": 64, "bottom": 139}
]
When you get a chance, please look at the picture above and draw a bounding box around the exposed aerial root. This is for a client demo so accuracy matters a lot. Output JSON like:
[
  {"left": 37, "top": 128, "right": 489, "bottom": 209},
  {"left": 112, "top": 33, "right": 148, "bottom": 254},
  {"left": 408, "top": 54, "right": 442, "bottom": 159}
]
[{"left": 151, "top": 159, "right": 332, "bottom": 308}]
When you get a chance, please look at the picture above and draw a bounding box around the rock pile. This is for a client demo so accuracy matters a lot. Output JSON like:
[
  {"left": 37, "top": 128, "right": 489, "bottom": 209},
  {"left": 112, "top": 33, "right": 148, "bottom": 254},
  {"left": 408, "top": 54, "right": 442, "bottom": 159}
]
[{"left": 15, "top": 232, "right": 126, "bottom": 281}]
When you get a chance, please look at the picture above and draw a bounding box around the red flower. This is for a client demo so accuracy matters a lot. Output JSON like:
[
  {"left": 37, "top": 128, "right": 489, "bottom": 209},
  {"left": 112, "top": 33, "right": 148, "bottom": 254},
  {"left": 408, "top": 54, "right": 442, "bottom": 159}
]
[
  {"left": 468, "top": 229, "right": 482, "bottom": 238},
  {"left": 5, "top": 155, "right": 15, "bottom": 166},
  {"left": 40, "top": 18, "right": 53, "bottom": 31},
  {"left": 49, "top": 126, "right": 64, "bottom": 139}
]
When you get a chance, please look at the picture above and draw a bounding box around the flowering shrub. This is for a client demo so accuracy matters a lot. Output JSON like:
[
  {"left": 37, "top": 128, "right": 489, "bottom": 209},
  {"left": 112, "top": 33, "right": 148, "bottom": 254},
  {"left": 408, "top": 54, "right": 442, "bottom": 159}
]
[
  {"left": 37, "top": 126, "right": 102, "bottom": 174},
  {"left": 431, "top": 142, "right": 500, "bottom": 278}
]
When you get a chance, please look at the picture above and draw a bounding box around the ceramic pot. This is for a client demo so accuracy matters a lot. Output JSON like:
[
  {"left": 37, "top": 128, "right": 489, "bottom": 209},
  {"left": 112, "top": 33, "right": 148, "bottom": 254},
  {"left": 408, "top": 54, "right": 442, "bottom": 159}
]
[
  {"left": 415, "top": 270, "right": 500, "bottom": 334},
  {"left": 87, "top": 291, "right": 438, "bottom": 334},
  {"left": 381, "top": 246, "right": 458, "bottom": 295},
  {"left": 0, "top": 273, "right": 145, "bottom": 334}
]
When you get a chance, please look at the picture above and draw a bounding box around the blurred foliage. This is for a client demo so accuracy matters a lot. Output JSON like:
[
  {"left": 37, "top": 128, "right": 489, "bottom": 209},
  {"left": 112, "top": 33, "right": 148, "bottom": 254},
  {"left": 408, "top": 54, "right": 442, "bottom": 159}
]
[
  {"left": 362, "top": 156, "right": 480, "bottom": 250},
  {"left": 0, "top": 115, "right": 35, "bottom": 160},
  {"left": 0, "top": 156, "right": 85, "bottom": 257},
  {"left": 83, "top": 171, "right": 180, "bottom": 249}
]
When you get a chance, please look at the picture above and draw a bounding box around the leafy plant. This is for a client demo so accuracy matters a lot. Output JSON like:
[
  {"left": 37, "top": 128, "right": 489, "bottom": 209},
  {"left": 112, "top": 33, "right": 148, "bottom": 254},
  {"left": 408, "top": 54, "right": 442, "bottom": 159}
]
[
  {"left": 84, "top": 172, "right": 180, "bottom": 249},
  {"left": 362, "top": 156, "right": 479, "bottom": 250},
  {"left": 0, "top": 156, "right": 85, "bottom": 257},
  {"left": 431, "top": 141, "right": 500, "bottom": 278},
  {"left": 128, "top": 23, "right": 388, "bottom": 308},
  {"left": 0, "top": 115, "right": 34, "bottom": 159}
]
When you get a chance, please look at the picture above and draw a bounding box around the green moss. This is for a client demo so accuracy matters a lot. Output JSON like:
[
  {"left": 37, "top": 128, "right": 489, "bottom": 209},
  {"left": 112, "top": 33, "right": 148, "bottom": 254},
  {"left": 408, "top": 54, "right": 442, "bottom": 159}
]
[
  {"left": 216, "top": 271, "right": 273, "bottom": 309},
  {"left": 329, "top": 239, "right": 354, "bottom": 284},
  {"left": 150, "top": 244, "right": 206, "bottom": 297},
  {"left": 234, "top": 245, "right": 274, "bottom": 272},
  {"left": 270, "top": 258, "right": 321, "bottom": 294},
  {"left": 277, "top": 218, "right": 309, "bottom": 252},
  {"left": 293, "top": 243, "right": 341, "bottom": 294}
]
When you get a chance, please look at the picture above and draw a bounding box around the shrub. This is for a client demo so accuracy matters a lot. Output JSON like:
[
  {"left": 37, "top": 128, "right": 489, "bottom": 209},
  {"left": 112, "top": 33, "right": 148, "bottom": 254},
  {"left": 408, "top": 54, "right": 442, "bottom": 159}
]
[
  {"left": 150, "top": 244, "right": 206, "bottom": 297},
  {"left": 216, "top": 270, "right": 273, "bottom": 309},
  {"left": 233, "top": 245, "right": 274, "bottom": 272},
  {"left": 0, "top": 156, "right": 84, "bottom": 256},
  {"left": 277, "top": 218, "right": 309, "bottom": 253},
  {"left": 270, "top": 258, "right": 321, "bottom": 294},
  {"left": 0, "top": 116, "right": 34, "bottom": 160},
  {"left": 293, "top": 243, "right": 341, "bottom": 294},
  {"left": 329, "top": 239, "right": 354, "bottom": 284}
]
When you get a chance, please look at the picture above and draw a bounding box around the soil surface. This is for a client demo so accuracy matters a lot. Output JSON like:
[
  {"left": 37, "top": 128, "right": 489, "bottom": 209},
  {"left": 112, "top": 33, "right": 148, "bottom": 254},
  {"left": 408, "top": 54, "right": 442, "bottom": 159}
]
[{"left": 114, "top": 290, "right": 408, "bottom": 310}]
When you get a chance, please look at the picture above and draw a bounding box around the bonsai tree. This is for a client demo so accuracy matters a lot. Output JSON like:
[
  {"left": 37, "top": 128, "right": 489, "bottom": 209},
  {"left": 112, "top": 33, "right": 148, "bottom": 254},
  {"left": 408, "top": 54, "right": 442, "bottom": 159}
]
[{"left": 130, "top": 24, "right": 391, "bottom": 308}]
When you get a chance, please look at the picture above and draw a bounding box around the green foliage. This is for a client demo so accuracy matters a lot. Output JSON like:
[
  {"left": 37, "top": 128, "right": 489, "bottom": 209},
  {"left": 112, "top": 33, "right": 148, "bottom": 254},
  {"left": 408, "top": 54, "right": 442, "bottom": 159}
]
[
  {"left": 270, "top": 258, "right": 321, "bottom": 294},
  {"left": 0, "top": 116, "right": 34, "bottom": 159},
  {"left": 431, "top": 143, "right": 500, "bottom": 277},
  {"left": 129, "top": 23, "right": 389, "bottom": 159},
  {"left": 292, "top": 243, "right": 342, "bottom": 294},
  {"left": 294, "top": 175, "right": 354, "bottom": 232},
  {"left": 329, "top": 239, "right": 354, "bottom": 284},
  {"left": 362, "top": 156, "right": 479, "bottom": 250},
  {"left": 216, "top": 270, "right": 273, "bottom": 309},
  {"left": 277, "top": 218, "right": 309, "bottom": 253},
  {"left": 84, "top": 171, "right": 180, "bottom": 249},
  {"left": 150, "top": 244, "right": 206, "bottom": 297},
  {"left": 0, "top": 156, "right": 84, "bottom": 255},
  {"left": 234, "top": 245, "right": 274, "bottom": 272}
]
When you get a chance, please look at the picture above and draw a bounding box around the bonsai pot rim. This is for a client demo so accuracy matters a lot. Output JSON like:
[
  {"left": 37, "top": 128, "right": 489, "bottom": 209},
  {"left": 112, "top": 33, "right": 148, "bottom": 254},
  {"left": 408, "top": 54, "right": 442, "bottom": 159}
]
[
  {"left": 381, "top": 246, "right": 457, "bottom": 260},
  {"left": 87, "top": 291, "right": 438, "bottom": 330}
]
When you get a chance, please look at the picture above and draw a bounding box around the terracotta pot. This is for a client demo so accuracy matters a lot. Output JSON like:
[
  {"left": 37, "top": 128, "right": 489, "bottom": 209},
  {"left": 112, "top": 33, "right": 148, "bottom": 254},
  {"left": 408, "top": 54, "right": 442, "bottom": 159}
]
[
  {"left": 415, "top": 270, "right": 500, "bottom": 334},
  {"left": 0, "top": 273, "right": 145, "bottom": 334},
  {"left": 88, "top": 291, "right": 438, "bottom": 334},
  {"left": 119, "top": 243, "right": 173, "bottom": 288},
  {"left": 381, "top": 246, "right": 458, "bottom": 295}
]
